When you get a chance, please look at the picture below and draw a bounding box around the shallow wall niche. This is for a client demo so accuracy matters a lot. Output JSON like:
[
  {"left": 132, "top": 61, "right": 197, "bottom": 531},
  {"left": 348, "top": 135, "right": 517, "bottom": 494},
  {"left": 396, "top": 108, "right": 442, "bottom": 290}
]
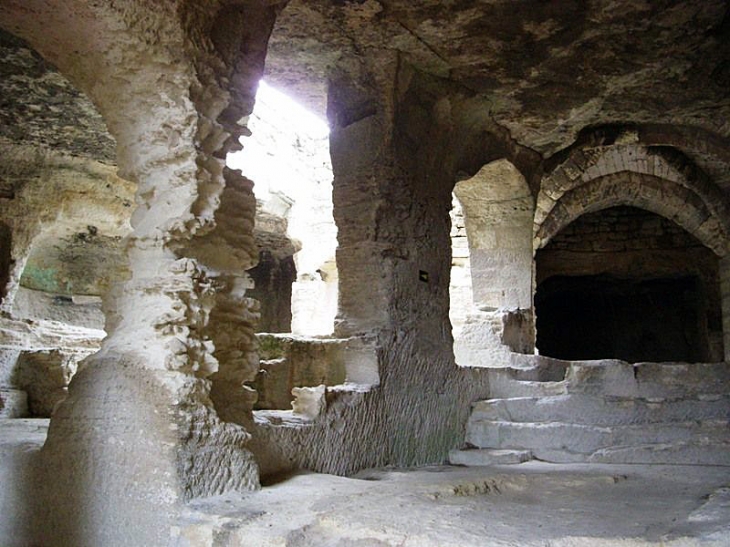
[
  {"left": 451, "top": 159, "right": 535, "bottom": 366},
  {"left": 14, "top": 221, "right": 128, "bottom": 330},
  {"left": 535, "top": 206, "right": 723, "bottom": 363}
]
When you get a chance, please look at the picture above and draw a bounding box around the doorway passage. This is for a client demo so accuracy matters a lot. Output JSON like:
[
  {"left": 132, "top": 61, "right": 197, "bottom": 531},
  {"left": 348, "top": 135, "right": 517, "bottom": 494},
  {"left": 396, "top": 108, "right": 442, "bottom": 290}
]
[{"left": 535, "top": 206, "right": 722, "bottom": 363}]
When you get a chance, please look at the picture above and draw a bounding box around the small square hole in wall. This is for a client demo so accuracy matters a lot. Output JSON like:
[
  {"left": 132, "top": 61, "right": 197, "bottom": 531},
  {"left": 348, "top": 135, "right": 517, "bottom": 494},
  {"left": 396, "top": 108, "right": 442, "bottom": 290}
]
[{"left": 419, "top": 270, "right": 429, "bottom": 283}]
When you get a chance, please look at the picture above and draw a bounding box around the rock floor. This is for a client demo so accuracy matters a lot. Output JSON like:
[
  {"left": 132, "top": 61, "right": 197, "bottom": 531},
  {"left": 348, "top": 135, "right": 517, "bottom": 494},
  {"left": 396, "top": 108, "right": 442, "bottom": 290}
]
[
  {"left": 2, "top": 419, "right": 729, "bottom": 546},
  {"left": 182, "top": 461, "right": 730, "bottom": 546}
]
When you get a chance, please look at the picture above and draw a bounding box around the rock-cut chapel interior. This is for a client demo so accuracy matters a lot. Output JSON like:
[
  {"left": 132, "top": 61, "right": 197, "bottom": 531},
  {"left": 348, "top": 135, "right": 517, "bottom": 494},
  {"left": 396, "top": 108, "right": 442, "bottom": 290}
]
[{"left": 0, "top": 1, "right": 729, "bottom": 545}]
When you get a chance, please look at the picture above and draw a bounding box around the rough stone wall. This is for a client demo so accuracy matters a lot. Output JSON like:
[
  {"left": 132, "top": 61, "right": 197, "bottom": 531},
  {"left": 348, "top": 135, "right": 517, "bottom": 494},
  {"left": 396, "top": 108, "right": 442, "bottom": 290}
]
[
  {"left": 248, "top": 60, "right": 501, "bottom": 479},
  {"left": 540, "top": 206, "right": 710, "bottom": 254},
  {"left": 449, "top": 195, "right": 472, "bottom": 336},
  {"left": 538, "top": 207, "right": 721, "bottom": 294}
]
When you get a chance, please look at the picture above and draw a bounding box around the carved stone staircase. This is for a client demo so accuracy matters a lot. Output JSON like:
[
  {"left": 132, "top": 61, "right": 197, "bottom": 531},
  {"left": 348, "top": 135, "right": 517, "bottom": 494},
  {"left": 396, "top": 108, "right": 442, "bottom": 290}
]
[{"left": 451, "top": 359, "right": 730, "bottom": 466}]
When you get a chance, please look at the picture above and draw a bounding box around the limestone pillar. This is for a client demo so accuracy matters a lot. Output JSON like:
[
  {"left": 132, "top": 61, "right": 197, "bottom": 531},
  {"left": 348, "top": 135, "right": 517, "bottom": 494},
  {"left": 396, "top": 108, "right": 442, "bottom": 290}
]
[
  {"left": 323, "top": 58, "right": 477, "bottom": 466},
  {"left": 331, "top": 121, "right": 396, "bottom": 337},
  {"left": 0, "top": 1, "right": 277, "bottom": 543}
]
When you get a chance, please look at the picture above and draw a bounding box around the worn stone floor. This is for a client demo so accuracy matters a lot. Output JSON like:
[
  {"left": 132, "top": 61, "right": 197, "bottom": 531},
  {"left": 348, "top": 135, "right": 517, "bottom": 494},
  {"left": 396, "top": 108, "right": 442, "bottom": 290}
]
[
  {"left": 2, "top": 419, "right": 729, "bottom": 546},
  {"left": 181, "top": 461, "right": 730, "bottom": 546}
]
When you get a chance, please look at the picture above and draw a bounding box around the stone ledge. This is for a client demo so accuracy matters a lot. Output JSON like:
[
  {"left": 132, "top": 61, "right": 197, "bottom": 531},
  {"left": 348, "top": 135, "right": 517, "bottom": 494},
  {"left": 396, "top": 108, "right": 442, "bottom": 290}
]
[{"left": 449, "top": 448, "right": 532, "bottom": 466}]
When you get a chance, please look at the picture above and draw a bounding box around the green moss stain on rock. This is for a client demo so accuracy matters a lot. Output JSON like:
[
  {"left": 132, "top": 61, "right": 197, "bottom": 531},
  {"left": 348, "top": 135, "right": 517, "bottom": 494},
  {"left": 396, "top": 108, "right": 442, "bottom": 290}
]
[
  {"left": 20, "top": 264, "right": 61, "bottom": 294},
  {"left": 257, "top": 334, "right": 289, "bottom": 360}
]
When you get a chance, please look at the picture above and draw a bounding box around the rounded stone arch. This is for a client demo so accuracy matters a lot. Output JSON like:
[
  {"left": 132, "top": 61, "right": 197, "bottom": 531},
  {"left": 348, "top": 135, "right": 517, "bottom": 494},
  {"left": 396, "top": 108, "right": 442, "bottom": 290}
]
[
  {"left": 535, "top": 172, "right": 730, "bottom": 257},
  {"left": 536, "top": 142, "right": 730, "bottom": 238},
  {"left": 449, "top": 120, "right": 544, "bottom": 200},
  {"left": 553, "top": 123, "right": 730, "bottom": 194}
]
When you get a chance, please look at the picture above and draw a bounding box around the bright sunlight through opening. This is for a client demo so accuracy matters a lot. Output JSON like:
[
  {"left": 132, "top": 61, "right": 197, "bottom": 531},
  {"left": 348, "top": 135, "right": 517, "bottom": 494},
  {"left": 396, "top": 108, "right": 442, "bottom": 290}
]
[{"left": 226, "top": 80, "right": 337, "bottom": 337}]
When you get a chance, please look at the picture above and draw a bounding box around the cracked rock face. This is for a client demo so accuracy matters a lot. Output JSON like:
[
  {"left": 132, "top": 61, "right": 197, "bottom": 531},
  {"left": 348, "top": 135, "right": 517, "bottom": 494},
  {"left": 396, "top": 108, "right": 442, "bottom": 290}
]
[
  {"left": 0, "top": 28, "right": 115, "bottom": 162},
  {"left": 267, "top": 0, "right": 729, "bottom": 156}
]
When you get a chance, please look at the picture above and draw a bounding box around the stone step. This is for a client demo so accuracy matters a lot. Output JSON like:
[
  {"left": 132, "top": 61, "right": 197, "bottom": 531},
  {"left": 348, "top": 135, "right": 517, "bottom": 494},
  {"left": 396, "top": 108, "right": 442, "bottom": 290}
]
[
  {"left": 503, "top": 354, "right": 569, "bottom": 381},
  {"left": 588, "top": 440, "right": 730, "bottom": 466},
  {"left": 466, "top": 420, "right": 730, "bottom": 458},
  {"left": 566, "top": 361, "right": 730, "bottom": 399},
  {"left": 633, "top": 362, "right": 730, "bottom": 399},
  {"left": 516, "top": 440, "right": 730, "bottom": 466},
  {"left": 0, "top": 417, "right": 49, "bottom": 446},
  {"left": 470, "top": 394, "right": 730, "bottom": 426},
  {"left": 448, "top": 448, "right": 532, "bottom": 466},
  {"left": 488, "top": 361, "right": 730, "bottom": 401},
  {"left": 488, "top": 373, "right": 568, "bottom": 399}
]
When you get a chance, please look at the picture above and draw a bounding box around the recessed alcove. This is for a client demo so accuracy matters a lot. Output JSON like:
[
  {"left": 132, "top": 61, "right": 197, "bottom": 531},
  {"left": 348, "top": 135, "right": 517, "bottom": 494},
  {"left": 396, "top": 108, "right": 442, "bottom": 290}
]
[
  {"left": 535, "top": 206, "right": 722, "bottom": 363},
  {"left": 536, "top": 274, "right": 711, "bottom": 362}
]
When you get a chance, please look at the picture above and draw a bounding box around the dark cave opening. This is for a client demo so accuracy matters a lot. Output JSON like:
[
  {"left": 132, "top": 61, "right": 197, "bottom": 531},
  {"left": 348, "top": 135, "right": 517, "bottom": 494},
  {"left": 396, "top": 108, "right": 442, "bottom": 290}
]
[
  {"left": 535, "top": 274, "right": 711, "bottom": 363},
  {"left": 534, "top": 206, "right": 723, "bottom": 363}
]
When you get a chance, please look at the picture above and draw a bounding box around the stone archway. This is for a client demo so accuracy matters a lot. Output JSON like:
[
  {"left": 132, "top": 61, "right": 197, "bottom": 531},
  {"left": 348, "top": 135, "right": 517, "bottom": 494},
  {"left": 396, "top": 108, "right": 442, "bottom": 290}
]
[
  {"left": 451, "top": 159, "right": 536, "bottom": 367},
  {"left": 535, "top": 135, "right": 730, "bottom": 362},
  {"left": 535, "top": 172, "right": 730, "bottom": 256},
  {"left": 535, "top": 205, "right": 723, "bottom": 362}
]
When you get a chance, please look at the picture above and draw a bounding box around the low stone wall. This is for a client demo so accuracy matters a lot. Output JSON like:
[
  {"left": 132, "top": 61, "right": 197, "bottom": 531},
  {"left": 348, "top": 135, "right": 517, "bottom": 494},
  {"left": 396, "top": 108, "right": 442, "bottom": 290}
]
[{"left": 252, "top": 334, "right": 378, "bottom": 410}]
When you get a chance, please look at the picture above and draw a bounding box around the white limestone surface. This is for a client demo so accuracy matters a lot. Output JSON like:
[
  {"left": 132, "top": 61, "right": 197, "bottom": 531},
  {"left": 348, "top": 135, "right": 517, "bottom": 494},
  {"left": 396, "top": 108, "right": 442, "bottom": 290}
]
[{"left": 177, "top": 462, "right": 730, "bottom": 546}]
